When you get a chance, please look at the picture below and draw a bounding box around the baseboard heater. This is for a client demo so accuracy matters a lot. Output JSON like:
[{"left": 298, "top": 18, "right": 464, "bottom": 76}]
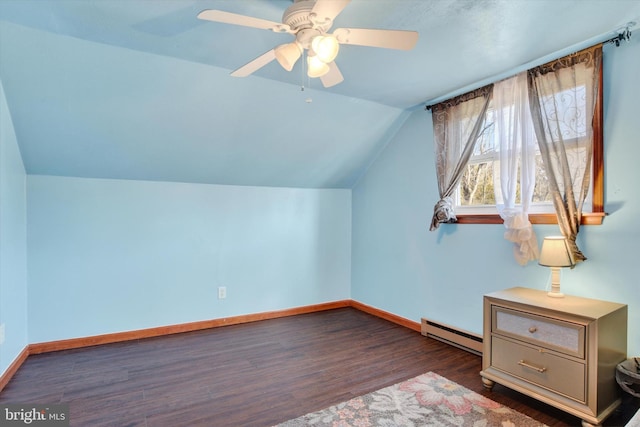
[{"left": 421, "top": 318, "right": 483, "bottom": 356}]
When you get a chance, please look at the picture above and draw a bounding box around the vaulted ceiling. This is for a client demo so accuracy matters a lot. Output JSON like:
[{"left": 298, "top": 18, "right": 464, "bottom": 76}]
[{"left": 1, "top": 0, "right": 638, "bottom": 188}]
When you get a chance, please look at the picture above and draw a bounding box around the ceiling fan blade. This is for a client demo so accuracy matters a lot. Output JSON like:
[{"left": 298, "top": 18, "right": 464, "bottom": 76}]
[
  {"left": 230, "top": 49, "right": 277, "bottom": 77},
  {"left": 197, "top": 10, "right": 290, "bottom": 33},
  {"left": 311, "top": 0, "right": 351, "bottom": 23},
  {"left": 320, "top": 62, "right": 344, "bottom": 88},
  {"left": 333, "top": 28, "right": 418, "bottom": 50}
]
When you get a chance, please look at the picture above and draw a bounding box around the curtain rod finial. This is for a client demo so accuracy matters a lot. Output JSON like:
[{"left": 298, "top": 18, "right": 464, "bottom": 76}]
[{"left": 614, "top": 21, "right": 635, "bottom": 46}]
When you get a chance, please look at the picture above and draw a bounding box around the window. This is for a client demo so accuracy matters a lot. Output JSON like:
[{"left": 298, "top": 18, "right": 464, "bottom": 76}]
[{"left": 453, "top": 66, "right": 604, "bottom": 226}]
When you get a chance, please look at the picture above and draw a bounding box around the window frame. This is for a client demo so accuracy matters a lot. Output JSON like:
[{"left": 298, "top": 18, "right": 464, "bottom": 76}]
[{"left": 454, "top": 65, "right": 605, "bottom": 226}]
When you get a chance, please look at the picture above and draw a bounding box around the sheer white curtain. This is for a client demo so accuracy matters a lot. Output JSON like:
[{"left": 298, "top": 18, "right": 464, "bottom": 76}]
[
  {"left": 527, "top": 45, "right": 602, "bottom": 264},
  {"left": 492, "top": 72, "right": 539, "bottom": 265},
  {"left": 430, "top": 85, "right": 493, "bottom": 231}
]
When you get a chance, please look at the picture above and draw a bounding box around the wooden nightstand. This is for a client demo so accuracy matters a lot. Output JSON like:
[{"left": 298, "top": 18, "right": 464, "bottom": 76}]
[{"left": 480, "top": 287, "right": 627, "bottom": 427}]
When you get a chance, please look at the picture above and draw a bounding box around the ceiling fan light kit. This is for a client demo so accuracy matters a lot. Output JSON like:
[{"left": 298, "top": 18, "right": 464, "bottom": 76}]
[{"left": 197, "top": 0, "right": 418, "bottom": 88}]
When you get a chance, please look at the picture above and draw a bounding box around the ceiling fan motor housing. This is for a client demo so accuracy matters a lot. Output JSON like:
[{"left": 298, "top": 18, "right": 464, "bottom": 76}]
[{"left": 283, "top": 0, "right": 332, "bottom": 34}]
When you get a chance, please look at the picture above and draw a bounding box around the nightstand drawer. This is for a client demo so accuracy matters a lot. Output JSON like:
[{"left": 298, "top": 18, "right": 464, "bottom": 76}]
[
  {"left": 492, "top": 335, "right": 586, "bottom": 403},
  {"left": 492, "top": 306, "right": 585, "bottom": 358}
]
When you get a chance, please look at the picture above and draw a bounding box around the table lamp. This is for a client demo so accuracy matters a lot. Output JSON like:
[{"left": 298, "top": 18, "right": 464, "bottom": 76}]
[{"left": 538, "top": 236, "right": 575, "bottom": 298}]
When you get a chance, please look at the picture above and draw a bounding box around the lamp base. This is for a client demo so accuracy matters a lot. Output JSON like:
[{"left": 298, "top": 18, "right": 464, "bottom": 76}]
[
  {"left": 547, "top": 290, "right": 565, "bottom": 298},
  {"left": 547, "top": 268, "right": 564, "bottom": 298}
]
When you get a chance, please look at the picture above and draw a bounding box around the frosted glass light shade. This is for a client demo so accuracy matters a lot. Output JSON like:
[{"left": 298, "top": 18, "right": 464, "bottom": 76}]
[
  {"left": 311, "top": 35, "right": 339, "bottom": 63},
  {"left": 307, "top": 55, "right": 330, "bottom": 78},
  {"left": 275, "top": 42, "right": 302, "bottom": 71}
]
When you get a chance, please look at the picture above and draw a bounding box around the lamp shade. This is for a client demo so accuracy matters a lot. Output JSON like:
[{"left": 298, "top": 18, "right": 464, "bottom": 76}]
[
  {"left": 538, "top": 236, "right": 574, "bottom": 268},
  {"left": 311, "top": 35, "right": 339, "bottom": 63},
  {"left": 275, "top": 42, "right": 302, "bottom": 72}
]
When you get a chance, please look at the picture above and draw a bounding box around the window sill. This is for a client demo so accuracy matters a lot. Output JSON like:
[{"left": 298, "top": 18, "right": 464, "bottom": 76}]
[{"left": 455, "top": 212, "right": 605, "bottom": 225}]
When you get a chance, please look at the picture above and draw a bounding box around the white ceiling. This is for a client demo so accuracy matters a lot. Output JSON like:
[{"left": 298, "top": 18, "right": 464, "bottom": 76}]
[{"left": 1, "top": 0, "right": 638, "bottom": 188}]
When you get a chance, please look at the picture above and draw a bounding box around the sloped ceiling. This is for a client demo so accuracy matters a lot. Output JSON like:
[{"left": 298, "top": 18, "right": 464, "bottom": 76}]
[{"left": 1, "top": 0, "right": 638, "bottom": 188}]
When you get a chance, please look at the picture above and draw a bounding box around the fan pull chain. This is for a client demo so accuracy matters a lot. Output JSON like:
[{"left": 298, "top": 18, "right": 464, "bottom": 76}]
[{"left": 301, "top": 50, "right": 312, "bottom": 103}]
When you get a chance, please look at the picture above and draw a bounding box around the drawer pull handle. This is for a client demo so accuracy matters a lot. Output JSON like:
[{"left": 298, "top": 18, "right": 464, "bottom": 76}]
[
  {"left": 528, "top": 326, "right": 538, "bottom": 333},
  {"left": 518, "top": 360, "right": 547, "bottom": 373}
]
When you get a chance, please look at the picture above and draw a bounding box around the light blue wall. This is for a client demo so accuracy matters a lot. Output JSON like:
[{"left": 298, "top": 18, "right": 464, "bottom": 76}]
[
  {"left": 352, "top": 37, "right": 640, "bottom": 356},
  {"left": 27, "top": 176, "right": 351, "bottom": 343},
  {"left": 0, "top": 79, "right": 28, "bottom": 375}
]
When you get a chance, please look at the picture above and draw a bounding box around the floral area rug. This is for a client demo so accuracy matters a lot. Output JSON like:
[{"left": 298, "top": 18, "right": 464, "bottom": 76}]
[{"left": 275, "top": 372, "right": 547, "bottom": 426}]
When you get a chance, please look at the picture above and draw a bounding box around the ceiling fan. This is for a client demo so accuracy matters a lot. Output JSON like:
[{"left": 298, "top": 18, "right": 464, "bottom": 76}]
[{"left": 197, "top": 0, "right": 418, "bottom": 88}]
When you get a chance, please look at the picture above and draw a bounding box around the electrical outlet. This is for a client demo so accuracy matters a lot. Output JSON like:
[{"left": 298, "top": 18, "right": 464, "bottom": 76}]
[
  {"left": 0, "top": 323, "right": 5, "bottom": 345},
  {"left": 218, "top": 286, "right": 227, "bottom": 299}
]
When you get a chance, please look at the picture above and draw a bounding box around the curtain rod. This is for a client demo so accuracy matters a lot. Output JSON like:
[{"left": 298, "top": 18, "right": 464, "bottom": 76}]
[{"left": 424, "top": 22, "right": 635, "bottom": 111}]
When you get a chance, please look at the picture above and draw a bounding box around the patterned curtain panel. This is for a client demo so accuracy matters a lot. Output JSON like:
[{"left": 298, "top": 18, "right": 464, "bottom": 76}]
[
  {"left": 429, "top": 84, "right": 493, "bottom": 231},
  {"left": 527, "top": 45, "right": 602, "bottom": 264}
]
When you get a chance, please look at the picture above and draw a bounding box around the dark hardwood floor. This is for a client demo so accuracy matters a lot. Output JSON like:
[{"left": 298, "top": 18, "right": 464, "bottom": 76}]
[{"left": 1, "top": 308, "right": 637, "bottom": 426}]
